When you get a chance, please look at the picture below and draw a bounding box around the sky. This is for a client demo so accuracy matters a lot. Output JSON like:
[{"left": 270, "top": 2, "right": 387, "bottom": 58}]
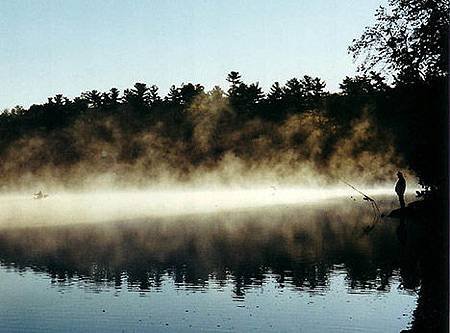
[{"left": 0, "top": 0, "right": 387, "bottom": 110}]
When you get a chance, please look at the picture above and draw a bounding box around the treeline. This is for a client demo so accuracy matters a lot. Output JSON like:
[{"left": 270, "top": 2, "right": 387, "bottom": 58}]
[{"left": 0, "top": 70, "right": 444, "bottom": 190}]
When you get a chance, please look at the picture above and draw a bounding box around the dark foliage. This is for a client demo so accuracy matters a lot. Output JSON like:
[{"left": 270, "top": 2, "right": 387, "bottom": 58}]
[
  {"left": 0, "top": 68, "right": 444, "bottom": 191},
  {"left": 350, "top": 0, "right": 449, "bottom": 195}
]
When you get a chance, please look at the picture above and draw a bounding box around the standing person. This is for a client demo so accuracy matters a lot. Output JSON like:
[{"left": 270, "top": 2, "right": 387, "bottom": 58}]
[{"left": 395, "top": 171, "right": 406, "bottom": 209}]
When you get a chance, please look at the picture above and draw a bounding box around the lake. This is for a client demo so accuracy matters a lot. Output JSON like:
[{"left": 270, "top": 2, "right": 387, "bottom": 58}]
[{"left": 0, "top": 192, "right": 423, "bottom": 332}]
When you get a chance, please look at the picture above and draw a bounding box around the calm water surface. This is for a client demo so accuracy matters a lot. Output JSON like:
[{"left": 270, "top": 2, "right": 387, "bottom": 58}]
[{"left": 0, "top": 196, "right": 422, "bottom": 332}]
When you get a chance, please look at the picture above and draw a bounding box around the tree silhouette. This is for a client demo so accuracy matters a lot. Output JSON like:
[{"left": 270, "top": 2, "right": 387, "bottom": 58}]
[
  {"left": 166, "top": 85, "right": 182, "bottom": 104},
  {"left": 300, "top": 75, "right": 326, "bottom": 109},
  {"left": 229, "top": 81, "right": 264, "bottom": 117},
  {"left": 349, "top": 0, "right": 449, "bottom": 83},
  {"left": 349, "top": 0, "right": 449, "bottom": 193},
  {"left": 81, "top": 90, "right": 103, "bottom": 109},
  {"left": 179, "top": 83, "right": 204, "bottom": 105},
  {"left": 268, "top": 82, "right": 284, "bottom": 103},
  {"left": 339, "top": 73, "right": 388, "bottom": 96},
  {"left": 101, "top": 88, "right": 121, "bottom": 110},
  {"left": 226, "top": 71, "right": 242, "bottom": 95},
  {"left": 53, "top": 94, "right": 65, "bottom": 107},
  {"left": 148, "top": 85, "right": 161, "bottom": 106},
  {"left": 283, "top": 78, "right": 305, "bottom": 112},
  {"left": 123, "top": 83, "right": 151, "bottom": 109}
]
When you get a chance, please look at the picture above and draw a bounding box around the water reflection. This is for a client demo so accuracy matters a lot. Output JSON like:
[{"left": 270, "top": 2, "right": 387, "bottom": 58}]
[{"left": 0, "top": 199, "right": 423, "bottom": 299}]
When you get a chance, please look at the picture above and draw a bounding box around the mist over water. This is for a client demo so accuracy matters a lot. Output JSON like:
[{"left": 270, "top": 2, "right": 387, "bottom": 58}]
[{"left": 0, "top": 186, "right": 410, "bottom": 228}]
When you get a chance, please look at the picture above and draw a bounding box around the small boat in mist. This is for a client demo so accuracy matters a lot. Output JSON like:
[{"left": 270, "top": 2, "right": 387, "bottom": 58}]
[{"left": 33, "top": 190, "right": 49, "bottom": 200}]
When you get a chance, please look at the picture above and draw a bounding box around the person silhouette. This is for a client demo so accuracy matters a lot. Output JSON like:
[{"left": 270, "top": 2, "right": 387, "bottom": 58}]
[{"left": 395, "top": 171, "right": 406, "bottom": 209}]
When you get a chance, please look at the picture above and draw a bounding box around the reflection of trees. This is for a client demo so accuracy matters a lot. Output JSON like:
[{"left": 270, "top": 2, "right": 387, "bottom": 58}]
[
  {"left": 397, "top": 201, "right": 448, "bottom": 333},
  {"left": 0, "top": 203, "right": 418, "bottom": 298}
]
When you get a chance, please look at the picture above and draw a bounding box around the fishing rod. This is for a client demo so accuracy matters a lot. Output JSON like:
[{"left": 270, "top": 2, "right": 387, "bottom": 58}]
[{"left": 340, "top": 179, "right": 381, "bottom": 215}]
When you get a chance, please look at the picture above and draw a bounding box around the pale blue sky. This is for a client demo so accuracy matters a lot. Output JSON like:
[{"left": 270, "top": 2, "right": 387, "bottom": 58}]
[{"left": 0, "top": 0, "right": 386, "bottom": 109}]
